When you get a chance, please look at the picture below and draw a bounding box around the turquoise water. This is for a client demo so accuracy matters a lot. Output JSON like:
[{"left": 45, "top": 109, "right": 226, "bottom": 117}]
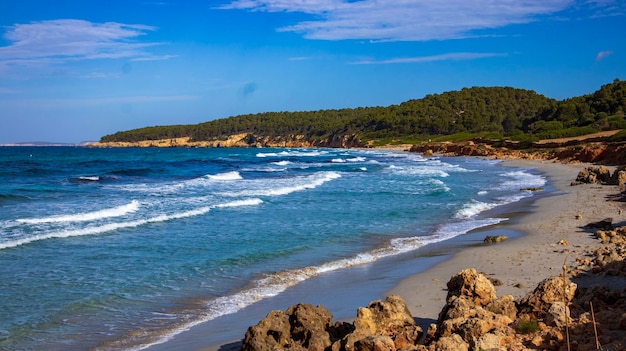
[{"left": 0, "top": 147, "right": 545, "bottom": 350}]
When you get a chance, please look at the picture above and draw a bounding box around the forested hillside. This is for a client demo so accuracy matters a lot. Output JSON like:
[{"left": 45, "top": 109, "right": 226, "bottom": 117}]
[{"left": 100, "top": 79, "right": 626, "bottom": 145}]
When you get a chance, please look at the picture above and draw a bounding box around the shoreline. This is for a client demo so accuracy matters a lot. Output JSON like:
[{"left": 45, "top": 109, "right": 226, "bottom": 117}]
[
  {"left": 387, "top": 159, "right": 620, "bottom": 323},
  {"left": 156, "top": 158, "right": 618, "bottom": 351}
]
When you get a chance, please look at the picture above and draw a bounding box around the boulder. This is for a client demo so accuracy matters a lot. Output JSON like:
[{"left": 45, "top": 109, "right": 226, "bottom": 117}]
[
  {"left": 517, "top": 276, "right": 577, "bottom": 319},
  {"left": 353, "top": 335, "right": 395, "bottom": 351},
  {"left": 345, "top": 295, "right": 421, "bottom": 351},
  {"left": 432, "top": 334, "right": 469, "bottom": 351},
  {"left": 445, "top": 268, "right": 496, "bottom": 306},
  {"left": 486, "top": 295, "right": 518, "bottom": 320},
  {"left": 572, "top": 166, "right": 612, "bottom": 185},
  {"left": 241, "top": 310, "right": 292, "bottom": 351},
  {"left": 545, "top": 301, "right": 571, "bottom": 328},
  {"left": 241, "top": 303, "right": 336, "bottom": 351}
]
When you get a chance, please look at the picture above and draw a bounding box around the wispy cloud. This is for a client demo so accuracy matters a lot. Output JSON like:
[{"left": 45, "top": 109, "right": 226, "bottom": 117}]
[
  {"left": 595, "top": 50, "right": 613, "bottom": 61},
  {"left": 0, "top": 19, "right": 168, "bottom": 68},
  {"left": 220, "top": 0, "right": 620, "bottom": 41},
  {"left": 352, "top": 52, "right": 508, "bottom": 65}
]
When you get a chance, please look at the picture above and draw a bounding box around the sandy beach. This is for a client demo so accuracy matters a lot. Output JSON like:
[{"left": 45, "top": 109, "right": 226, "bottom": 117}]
[
  {"left": 160, "top": 157, "right": 623, "bottom": 351},
  {"left": 388, "top": 159, "right": 621, "bottom": 322}
]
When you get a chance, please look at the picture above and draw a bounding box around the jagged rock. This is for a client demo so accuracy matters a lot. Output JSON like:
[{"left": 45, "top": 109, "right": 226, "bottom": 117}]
[
  {"left": 572, "top": 166, "right": 613, "bottom": 185},
  {"left": 431, "top": 334, "right": 469, "bottom": 351},
  {"left": 353, "top": 335, "right": 395, "bottom": 351},
  {"left": 474, "top": 333, "right": 506, "bottom": 351},
  {"left": 517, "top": 276, "right": 577, "bottom": 319},
  {"left": 614, "top": 167, "right": 626, "bottom": 186},
  {"left": 486, "top": 295, "right": 518, "bottom": 320},
  {"left": 287, "top": 303, "right": 335, "bottom": 351},
  {"left": 545, "top": 301, "right": 571, "bottom": 327},
  {"left": 242, "top": 303, "right": 336, "bottom": 351},
  {"left": 241, "top": 310, "right": 292, "bottom": 351},
  {"left": 445, "top": 268, "right": 496, "bottom": 306},
  {"left": 484, "top": 235, "right": 508, "bottom": 244},
  {"left": 345, "top": 295, "right": 421, "bottom": 351}
]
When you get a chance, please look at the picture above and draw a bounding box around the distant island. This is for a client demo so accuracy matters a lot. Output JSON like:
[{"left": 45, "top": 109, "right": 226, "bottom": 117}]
[
  {"left": 0, "top": 142, "right": 94, "bottom": 147},
  {"left": 92, "top": 79, "right": 625, "bottom": 153}
]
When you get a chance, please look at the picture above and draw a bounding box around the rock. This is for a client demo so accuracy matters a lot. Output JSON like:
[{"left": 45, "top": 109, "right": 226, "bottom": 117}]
[
  {"left": 486, "top": 295, "right": 518, "bottom": 320},
  {"left": 345, "top": 295, "right": 421, "bottom": 351},
  {"left": 484, "top": 235, "right": 508, "bottom": 244},
  {"left": 241, "top": 303, "right": 336, "bottom": 351},
  {"left": 353, "top": 335, "right": 395, "bottom": 351},
  {"left": 353, "top": 295, "right": 416, "bottom": 336},
  {"left": 474, "top": 333, "right": 506, "bottom": 351},
  {"left": 517, "top": 276, "right": 577, "bottom": 319},
  {"left": 614, "top": 167, "right": 626, "bottom": 187},
  {"left": 520, "top": 187, "right": 543, "bottom": 192},
  {"left": 241, "top": 310, "right": 292, "bottom": 351},
  {"left": 445, "top": 268, "right": 496, "bottom": 306},
  {"left": 432, "top": 334, "right": 469, "bottom": 351},
  {"left": 573, "top": 166, "right": 612, "bottom": 185},
  {"left": 557, "top": 239, "right": 569, "bottom": 246},
  {"left": 287, "top": 303, "right": 334, "bottom": 351},
  {"left": 545, "top": 301, "right": 571, "bottom": 327}
]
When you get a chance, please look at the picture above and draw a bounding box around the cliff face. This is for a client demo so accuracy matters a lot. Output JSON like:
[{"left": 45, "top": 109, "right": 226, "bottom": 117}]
[
  {"left": 89, "top": 133, "right": 364, "bottom": 149},
  {"left": 410, "top": 142, "right": 626, "bottom": 165}
]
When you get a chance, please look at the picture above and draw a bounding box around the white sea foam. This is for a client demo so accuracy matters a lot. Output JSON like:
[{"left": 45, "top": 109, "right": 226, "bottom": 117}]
[
  {"left": 205, "top": 171, "right": 243, "bottom": 181},
  {"left": 498, "top": 170, "right": 546, "bottom": 190},
  {"left": 331, "top": 158, "right": 346, "bottom": 163},
  {"left": 389, "top": 166, "right": 449, "bottom": 178},
  {"left": 78, "top": 176, "right": 100, "bottom": 181},
  {"left": 272, "top": 161, "right": 290, "bottom": 166},
  {"left": 455, "top": 200, "right": 496, "bottom": 219},
  {"left": 1, "top": 199, "right": 262, "bottom": 250},
  {"left": 256, "top": 150, "right": 327, "bottom": 158},
  {"left": 113, "top": 214, "right": 508, "bottom": 351},
  {"left": 220, "top": 171, "right": 341, "bottom": 197},
  {"left": 16, "top": 200, "right": 140, "bottom": 224}
]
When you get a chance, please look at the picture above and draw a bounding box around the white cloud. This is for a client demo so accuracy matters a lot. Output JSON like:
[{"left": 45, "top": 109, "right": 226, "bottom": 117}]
[
  {"left": 0, "top": 19, "right": 167, "bottom": 67},
  {"left": 595, "top": 50, "right": 613, "bottom": 61},
  {"left": 352, "top": 52, "right": 508, "bottom": 65},
  {"left": 220, "top": 0, "right": 619, "bottom": 41}
]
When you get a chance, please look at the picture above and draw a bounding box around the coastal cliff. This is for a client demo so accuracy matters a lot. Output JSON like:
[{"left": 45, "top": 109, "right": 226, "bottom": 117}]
[
  {"left": 409, "top": 133, "right": 626, "bottom": 165},
  {"left": 88, "top": 133, "right": 363, "bottom": 149}
]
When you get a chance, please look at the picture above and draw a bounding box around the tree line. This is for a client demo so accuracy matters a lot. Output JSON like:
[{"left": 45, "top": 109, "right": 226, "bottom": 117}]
[{"left": 100, "top": 79, "right": 626, "bottom": 144}]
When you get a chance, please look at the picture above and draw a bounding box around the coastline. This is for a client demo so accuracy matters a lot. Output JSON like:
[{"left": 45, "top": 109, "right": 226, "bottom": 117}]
[
  {"left": 387, "top": 159, "right": 619, "bottom": 323},
  {"left": 160, "top": 157, "right": 620, "bottom": 351}
]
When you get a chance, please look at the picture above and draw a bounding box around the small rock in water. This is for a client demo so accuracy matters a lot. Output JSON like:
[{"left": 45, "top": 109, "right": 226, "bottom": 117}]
[{"left": 484, "top": 235, "right": 508, "bottom": 244}]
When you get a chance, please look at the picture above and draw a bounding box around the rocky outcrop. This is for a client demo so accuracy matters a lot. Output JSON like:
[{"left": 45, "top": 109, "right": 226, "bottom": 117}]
[
  {"left": 241, "top": 250, "right": 626, "bottom": 351},
  {"left": 409, "top": 141, "right": 626, "bottom": 165},
  {"left": 89, "top": 133, "right": 364, "bottom": 149},
  {"left": 571, "top": 165, "right": 626, "bottom": 186}
]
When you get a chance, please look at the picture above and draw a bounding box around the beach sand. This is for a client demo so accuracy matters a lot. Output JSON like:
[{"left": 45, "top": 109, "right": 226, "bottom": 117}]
[
  {"left": 161, "top": 158, "right": 624, "bottom": 351},
  {"left": 388, "top": 159, "right": 623, "bottom": 323}
]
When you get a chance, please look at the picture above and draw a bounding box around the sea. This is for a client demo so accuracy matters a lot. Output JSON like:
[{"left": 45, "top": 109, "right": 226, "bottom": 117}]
[{"left": 0, "top": 146, "right": 547, "bottom": 350}]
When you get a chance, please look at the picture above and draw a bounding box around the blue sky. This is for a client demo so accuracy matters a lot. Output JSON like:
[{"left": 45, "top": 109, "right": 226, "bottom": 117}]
[{"left": 0, "top": 0, "right": 624, "bottom": 143}]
